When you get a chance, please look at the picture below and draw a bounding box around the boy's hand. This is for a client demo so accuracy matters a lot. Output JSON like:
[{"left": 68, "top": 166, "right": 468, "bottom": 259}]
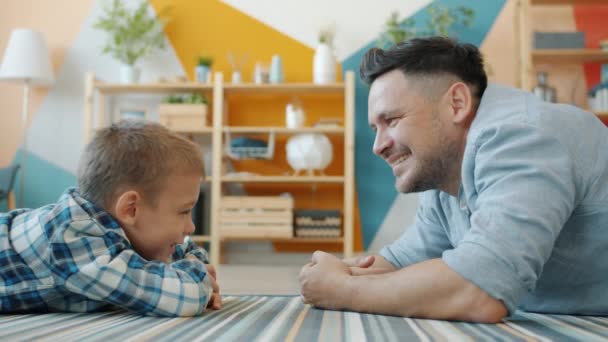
[
  {"left": 186, "top": 255, "right": 222, "bottom": 310},
  {"left": 205, "top": 264, "right": 222, "bottom": 310}
]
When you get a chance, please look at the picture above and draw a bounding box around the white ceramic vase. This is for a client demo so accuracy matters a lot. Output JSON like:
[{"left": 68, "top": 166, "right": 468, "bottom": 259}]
[
  {"left": 120, "top": 65, "right": 140, "bottom": 84},
  {"left": 313, "top": 43, "right": 336, "bottom": 84}
]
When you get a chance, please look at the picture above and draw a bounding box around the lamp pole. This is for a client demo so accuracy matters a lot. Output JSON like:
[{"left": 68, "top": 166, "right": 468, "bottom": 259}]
[
  {"left": 20, "top": 79, "right": 30, "bottom": 208},
  {"left": 0, "top": 29, "right": 55, "bottom": 208}
]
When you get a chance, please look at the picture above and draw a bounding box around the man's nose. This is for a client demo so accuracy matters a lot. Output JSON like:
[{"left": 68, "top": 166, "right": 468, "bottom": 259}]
[{"left": 373, "top": 129, "right": 392, "bottom": 157}]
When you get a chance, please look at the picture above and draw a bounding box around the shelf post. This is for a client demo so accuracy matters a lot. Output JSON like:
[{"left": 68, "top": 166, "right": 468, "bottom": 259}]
[
  {"left": 209, "top": 72, "right": 224, "bottom": 265},
  {"left": 84, "top": 72, "right": 95, "bottom": 144},
  {"left": 343, "top": 71, "right": 355, "bottom": 258}
]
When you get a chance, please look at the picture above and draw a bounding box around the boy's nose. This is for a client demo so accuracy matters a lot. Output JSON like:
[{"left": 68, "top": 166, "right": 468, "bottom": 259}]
[{"left": 185, "top": 220, "right": 195, "bottom": 235}]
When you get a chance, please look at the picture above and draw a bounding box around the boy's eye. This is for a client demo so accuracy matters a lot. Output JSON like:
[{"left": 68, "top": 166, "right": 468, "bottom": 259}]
[{"left": 181, "top": 209, "right": 192, "bottom": 215}]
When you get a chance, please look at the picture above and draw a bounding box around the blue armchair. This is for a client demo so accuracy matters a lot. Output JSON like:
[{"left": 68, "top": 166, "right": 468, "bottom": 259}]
[{"left": 0, "top": 164, "right": 20, "bottom": 212}]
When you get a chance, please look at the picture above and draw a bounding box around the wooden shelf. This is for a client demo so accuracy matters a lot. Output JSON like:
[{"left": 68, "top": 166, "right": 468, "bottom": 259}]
[
  {"left": 215, "top": 175, "right": 345, "bottom": 183},
  {"left": 223, "top": 83, "right": 344, "bottom": 95},
  {"left": 94, "top": 82, "right": 213, "bottom": 94},
  {"left": 191, "top": 235, "right": 211, "bottom": 243},
  {"left": 223, "top": 126, "right": 344, "bottom": 134},
  {"left": 221, "top": 236, "right": 344, "bottom": 243},
  {"left": 595, "top": 111, "right": 608, "bottom": 117},
  {"left": 531, "top": 0, "right": 608, "bottom": 5},
  {"left": 532, "top": 49, "right": 608, "bottom": 64},
  {"left": 84, "top": 71, "right": 356, "bottom": 265},
  {"left": 175, "top": 127, "right": 213, "bottom": 134},
  {"left": 95, "top": 126, "right": 213, "bottom": 134}
]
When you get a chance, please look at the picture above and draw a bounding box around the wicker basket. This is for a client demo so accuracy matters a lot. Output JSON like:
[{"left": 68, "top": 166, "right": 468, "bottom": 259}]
[{"left": 294, "top": 209, "right": 341, "bottom": 238}]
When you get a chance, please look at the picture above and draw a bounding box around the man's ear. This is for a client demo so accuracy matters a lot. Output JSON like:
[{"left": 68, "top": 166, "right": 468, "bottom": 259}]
[
  {"left": 445, "top": 82, "right": 473, "bottom": 124},
  {"left": 113, "top": 190, "right": 141, "bottom": 227}
]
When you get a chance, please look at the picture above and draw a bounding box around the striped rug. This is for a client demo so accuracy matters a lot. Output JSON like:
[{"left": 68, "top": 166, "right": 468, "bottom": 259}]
[{"left": 1, "top": 295, "right": 607, "bottom": 341}]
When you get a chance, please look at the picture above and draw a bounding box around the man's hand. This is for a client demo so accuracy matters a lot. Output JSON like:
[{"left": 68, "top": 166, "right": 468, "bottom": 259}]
[
  {"left": 187, "top": 255, "right": 222, "bottom": 310},
  {"left": 342, "top": 255, "right": 376, "bottom": 268},
  {"left": 343, "top": 255, "right": 396, "bottom": 276},
  {"left": 299, "top": 251, "right": 352, "bottom": 310}
]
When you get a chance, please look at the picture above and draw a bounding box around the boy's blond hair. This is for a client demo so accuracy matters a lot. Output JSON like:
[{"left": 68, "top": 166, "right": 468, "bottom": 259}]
[{"left": 77, "top": 120, "right": 204, "bottom": 209}]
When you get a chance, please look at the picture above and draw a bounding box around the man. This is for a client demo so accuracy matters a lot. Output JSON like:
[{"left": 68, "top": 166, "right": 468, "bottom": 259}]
[{"left": 299, "top": 36, "right": 608, "bottom": 323}]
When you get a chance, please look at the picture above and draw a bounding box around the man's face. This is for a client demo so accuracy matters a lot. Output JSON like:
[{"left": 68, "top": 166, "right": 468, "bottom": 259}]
[
  {"left": 368, "top": 69, "right": 457, "bottom": 193},
  {"left": 129, "top": 172, "right": 201, "bottom": 262}
]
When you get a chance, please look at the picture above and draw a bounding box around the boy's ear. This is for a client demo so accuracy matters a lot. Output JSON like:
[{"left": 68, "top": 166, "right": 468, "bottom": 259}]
[{"left": 113, "top": 190, "right": 141, "bottom": 227}]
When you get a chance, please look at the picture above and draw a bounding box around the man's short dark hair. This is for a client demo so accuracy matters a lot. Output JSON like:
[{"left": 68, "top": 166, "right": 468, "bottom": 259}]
[{"left": 360, "top": 36, "right": 487, "bottom": 99}]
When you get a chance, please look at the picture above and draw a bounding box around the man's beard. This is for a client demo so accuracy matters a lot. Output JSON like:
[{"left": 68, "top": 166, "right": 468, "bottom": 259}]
[{"left": 400, "top": 123, "right": 459, "bottom": 194}]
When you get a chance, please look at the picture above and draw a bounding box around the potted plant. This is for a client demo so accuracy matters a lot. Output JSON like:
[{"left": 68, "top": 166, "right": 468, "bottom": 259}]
[
  {"left": 378, "top": 4, "right": 474, "bottom": 47},
  {"left": 158, "top": 93, "right": 209, "bottom": 132},
  {"left": 195, "top": 56, "right": 213, "bottom": 83},
  {"left": 93, "top": 0, "right": 169, "bottom": 83},
  {"left": 313, "top": 25, "right": 337, "bottom": 84}
]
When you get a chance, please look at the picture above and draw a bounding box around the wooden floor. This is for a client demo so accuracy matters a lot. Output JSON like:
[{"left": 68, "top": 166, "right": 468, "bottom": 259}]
[{"left": 218, "top": 265, "right": 301, "bottom": 295}]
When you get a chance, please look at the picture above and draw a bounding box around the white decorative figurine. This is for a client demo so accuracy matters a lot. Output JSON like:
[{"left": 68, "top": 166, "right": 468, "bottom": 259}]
[{"left": 286, "top": 133, "right": 333, "bottom": 175}]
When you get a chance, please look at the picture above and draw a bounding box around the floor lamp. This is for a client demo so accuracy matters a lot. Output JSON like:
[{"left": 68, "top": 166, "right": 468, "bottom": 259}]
[{"left": 0, "top": 29, "right": 54, "bottom": 207}]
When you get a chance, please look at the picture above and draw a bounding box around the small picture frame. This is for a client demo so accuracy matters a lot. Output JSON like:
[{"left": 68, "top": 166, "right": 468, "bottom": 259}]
[{"left": 117, "top": 107, "right": 147, "bottom": 121}]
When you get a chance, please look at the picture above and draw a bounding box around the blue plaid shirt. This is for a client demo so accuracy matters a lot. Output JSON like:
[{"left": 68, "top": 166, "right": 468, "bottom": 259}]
[{"left": 0, "top": 188, "right": 213, "bottom": 316}]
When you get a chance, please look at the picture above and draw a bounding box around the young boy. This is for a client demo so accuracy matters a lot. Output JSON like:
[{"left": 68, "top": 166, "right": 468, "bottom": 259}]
[{"left": 0, "top": 120, "right": 221, "bottom": 316}]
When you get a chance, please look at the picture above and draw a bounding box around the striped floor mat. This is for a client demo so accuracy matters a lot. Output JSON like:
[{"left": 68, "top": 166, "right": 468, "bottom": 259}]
[{"left": 1, "top": 295, "right": 607, "bottom": 341}]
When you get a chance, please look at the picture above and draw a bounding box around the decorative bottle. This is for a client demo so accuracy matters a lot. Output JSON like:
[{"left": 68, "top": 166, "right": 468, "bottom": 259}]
[{"left": 532, "top": 72, "right": 557, "bottom": 103}]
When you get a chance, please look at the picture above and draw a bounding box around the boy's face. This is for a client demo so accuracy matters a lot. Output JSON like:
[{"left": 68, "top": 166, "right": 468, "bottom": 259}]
[{"left": 128, "top": 172, "right": 201, "bottom": 262}]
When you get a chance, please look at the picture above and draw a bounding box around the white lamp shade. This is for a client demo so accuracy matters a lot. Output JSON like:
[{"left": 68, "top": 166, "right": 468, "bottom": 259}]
[{"left": 0, "top": 28, "right": 54, "bottom": 85}]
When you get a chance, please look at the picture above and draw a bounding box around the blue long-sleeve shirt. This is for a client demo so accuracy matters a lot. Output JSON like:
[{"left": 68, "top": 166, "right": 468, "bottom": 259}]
[
  {"left": 0, "top": 188, "right": 213, "bottom": 316},
  {"left": 380, "top": 84, "right": 608, "bottom": 316}
]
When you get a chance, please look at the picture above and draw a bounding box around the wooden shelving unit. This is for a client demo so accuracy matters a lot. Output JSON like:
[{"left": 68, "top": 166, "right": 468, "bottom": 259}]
[
  {"left": 223, "top": 126, "right": 344, "bottom": 134},
  {"left": 516, "top": 0, "right": 608, "bottom": 89},
  {"left": 595, "top": 111, "right": 608, "bottom": 118},
  {"left": 516, "top": 0, "right": 608, "bottom": 119},
  {"left": 531, "top": 49, "right": 608, "bottom": 64},
  {"left": 95, "top": 83, "right": 213, "bottom": 94},
  {"left": 84, "top": 71, "right": 356, "bottom": 265},
  {"left": 223, "top": 83, "right": 345, "bottom": 95},
  {"left": 208, "top": 72, "right": 355, "bottom": 264},
  {"left": 215, "top": 175, "right": 345, "bottom": 183},
  {"left": 530, "top": 0, "right": 606, "bottom": 4},
  {"left": 220, "top": 237, "right": 344, "bottom": 243}
]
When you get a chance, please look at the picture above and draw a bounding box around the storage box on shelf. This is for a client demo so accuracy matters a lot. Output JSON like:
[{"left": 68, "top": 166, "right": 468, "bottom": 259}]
[
  {"left": 84, "top": 71, "right": 356, "bottom": 264},
  {"left": 219, "top": 196, "right": 293, "bottom": 238},
  {"left": 158, "top": 103, "right": 208, "bottom": 132}
]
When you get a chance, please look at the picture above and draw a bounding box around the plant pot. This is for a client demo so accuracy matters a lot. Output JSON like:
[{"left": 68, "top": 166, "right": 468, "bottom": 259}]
[
  {"left": 120, "top": 65, "right": 140, "bottom": 84},
  {"left": 195, "top": 65, "right": 211, "bottom": 83},
  {"left": 313, "top": 43, "right": 336, "bottom": 84}
]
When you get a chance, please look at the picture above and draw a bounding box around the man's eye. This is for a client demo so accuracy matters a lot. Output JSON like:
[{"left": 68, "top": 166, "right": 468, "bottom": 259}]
[
  {"left": 181, "top": 209, "right": 192, "bottom": 215},
  {"left": 387, "top": 117, "right": 399, "bottom": 126}
]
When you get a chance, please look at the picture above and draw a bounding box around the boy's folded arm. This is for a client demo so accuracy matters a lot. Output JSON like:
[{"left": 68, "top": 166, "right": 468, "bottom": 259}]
[
  {"left": 53, "top": 232, "right": 213, "bottom": 316},
  {"left": 173, "top": 236, "right": 210, "bottom": 263}
]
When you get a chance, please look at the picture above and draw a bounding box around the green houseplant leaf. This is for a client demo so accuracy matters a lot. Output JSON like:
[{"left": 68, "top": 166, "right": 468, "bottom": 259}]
[
  {"left": 378, "top": 5, "right": 475, "bottom": 48},
  {"left": 93, "top": 0, "right": 170, "bottom": 66}
]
